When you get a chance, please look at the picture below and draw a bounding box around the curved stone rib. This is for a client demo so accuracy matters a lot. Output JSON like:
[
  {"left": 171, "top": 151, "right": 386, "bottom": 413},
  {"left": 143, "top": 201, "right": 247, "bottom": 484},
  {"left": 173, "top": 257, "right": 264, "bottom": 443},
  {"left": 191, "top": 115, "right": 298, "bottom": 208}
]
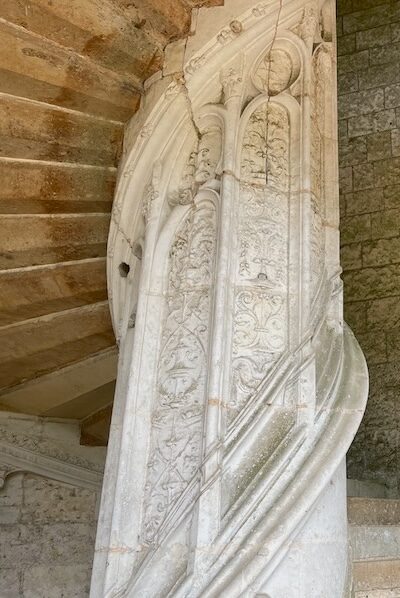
[{"left": 178, "top": 326, "right": 368, "bottom": 597}]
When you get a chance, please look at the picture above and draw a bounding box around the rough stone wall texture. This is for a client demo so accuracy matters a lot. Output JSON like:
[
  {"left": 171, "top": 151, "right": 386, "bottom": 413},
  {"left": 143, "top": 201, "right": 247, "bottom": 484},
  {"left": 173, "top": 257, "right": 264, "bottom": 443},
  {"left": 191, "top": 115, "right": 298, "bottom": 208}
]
[
  {"left": 0, "top": 473, "right": 98, "bottom": 597},
  {"left": 338, "top": 0, "right": 400, "bottom": 492}
]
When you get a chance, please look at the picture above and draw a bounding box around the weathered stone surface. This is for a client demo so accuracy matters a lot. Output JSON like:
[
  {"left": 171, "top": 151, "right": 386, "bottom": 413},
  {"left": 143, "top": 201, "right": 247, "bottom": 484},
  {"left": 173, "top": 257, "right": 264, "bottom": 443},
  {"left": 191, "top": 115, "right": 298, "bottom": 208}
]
[
  {"left": 352, "top": 163, "right": 375, "bottom": 190},
  {"left": 356, "top": 331, "right": 387, "bottom": 365},
  {"left": 338, "top": 50, "right": 369, "bottom": 74},
  {"left": 343, "top": 266, "right": 400, "bottom": 301},
  {"left": 348, "top": 109, "right": 396, "bottom": 138},
  {"left": 343, "top": 5, "right": 391, "bottom": 35},
  {"left": 345, "top": 189, "right": 383, "bottom": 215},
  {"left": 23, "top": 565, "right": 91, "bottom": 598},
  {"left": 340, "top": 135, "right": 367, "bottom": 166},
  {"left": 356, "top": 25, "right": 392, "bottom": 50},
  {"left": 341, "top": 242, "right": 362, "bottom": 270},
  {"left": 363, "top": 237, "right": 400, "bottom": 267},
  {"left": 367, "top": 130, "right": 392, "bottom": 161},
  {"left": 338, "top": 88, "right": 385, "bottom": 119},
  {"left": 341, "top": 214, "right": 371, "bottom": 244}
]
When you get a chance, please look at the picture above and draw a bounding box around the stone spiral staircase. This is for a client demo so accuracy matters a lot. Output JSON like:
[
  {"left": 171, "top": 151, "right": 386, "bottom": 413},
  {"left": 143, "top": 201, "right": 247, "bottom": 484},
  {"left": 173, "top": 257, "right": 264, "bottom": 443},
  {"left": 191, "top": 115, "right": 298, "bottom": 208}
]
[{"left": 0, "top": 0, "right": 219, "bottom": 444}]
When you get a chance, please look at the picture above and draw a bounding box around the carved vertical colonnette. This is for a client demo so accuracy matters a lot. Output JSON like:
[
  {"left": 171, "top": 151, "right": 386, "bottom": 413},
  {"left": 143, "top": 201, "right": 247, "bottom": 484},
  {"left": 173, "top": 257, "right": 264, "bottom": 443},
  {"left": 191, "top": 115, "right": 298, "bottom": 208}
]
[{"left": 94, "top": 1, "right": 368, "bottom": 596}]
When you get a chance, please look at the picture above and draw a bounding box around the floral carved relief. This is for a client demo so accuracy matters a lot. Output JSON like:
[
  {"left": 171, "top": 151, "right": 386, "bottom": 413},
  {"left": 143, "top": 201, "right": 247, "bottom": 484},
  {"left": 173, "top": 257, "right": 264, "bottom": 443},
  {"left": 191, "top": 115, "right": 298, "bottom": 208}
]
[
  {"left": 229, "top": 102, "right": 289, "bottom": 421},
  {"left": 142, "top": 203, "right": 216, "bottom": 545},
  {"left": 310, "top": 45, "right": 332, "bottom": 293}
]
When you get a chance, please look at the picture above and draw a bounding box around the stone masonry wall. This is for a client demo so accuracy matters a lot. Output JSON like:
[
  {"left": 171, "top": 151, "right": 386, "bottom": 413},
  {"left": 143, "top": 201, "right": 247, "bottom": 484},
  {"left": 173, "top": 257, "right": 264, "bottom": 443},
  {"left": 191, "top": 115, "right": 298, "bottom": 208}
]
[
  {"left": 338, "top": 0, "right": 400, "bottom": 492},
  {"left": 0, "top": 472, "right": 98, "bottom": 598}
]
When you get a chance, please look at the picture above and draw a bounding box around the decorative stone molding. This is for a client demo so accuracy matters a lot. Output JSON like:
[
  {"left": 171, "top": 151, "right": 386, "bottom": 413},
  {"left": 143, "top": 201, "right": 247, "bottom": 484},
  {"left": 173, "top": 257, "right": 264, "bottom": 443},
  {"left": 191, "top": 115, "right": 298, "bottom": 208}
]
[
  {"left": 0, "top": 414, "right": 104, "bottom": 491},
  {"left": 94, "top": 1, "right": 369, "bottom": 596}
]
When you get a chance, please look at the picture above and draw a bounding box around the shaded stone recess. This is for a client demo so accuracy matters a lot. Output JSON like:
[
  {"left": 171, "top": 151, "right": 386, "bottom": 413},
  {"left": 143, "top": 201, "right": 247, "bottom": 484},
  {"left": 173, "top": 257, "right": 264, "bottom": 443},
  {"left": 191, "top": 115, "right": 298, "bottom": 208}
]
[
  {"left": 338, "top": 0, "right": 400, "bottom": 491},
  {"left": 0, "top": 473, "right": 98, "bottom": 598}
]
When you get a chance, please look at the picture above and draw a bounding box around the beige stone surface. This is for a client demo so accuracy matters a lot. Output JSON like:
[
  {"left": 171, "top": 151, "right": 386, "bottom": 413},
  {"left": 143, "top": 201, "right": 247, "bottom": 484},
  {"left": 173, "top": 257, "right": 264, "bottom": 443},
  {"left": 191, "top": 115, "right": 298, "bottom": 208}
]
[{"left": 0, "top": 473, "right": 98, "bottom": 597}]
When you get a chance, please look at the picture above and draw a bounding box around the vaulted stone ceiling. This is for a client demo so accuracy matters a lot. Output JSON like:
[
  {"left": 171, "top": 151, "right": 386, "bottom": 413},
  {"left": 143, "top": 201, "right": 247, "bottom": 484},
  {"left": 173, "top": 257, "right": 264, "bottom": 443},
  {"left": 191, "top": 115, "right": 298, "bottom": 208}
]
[{"left": 0, "top": 0, "right": 222, "bottom": 444}]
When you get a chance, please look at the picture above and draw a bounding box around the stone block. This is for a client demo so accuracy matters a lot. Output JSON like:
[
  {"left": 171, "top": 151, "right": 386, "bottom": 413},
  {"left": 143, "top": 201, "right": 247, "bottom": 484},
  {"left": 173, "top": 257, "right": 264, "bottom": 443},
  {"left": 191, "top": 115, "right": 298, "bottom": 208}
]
[
  {"left": 23, "top": 564, "right": 91, "bottom": 598},
  {"left": 0, "top": 526, "right": 41, "bottom": 569},
  {"left": 0, "top": 569, "right": 20, "bottom": 597},
  {"left": 0, "top": 507, "right": 20, "bottom": 525},
  {"left": 0, "top": 473, "right": 23, "bottom": 508},
  {"left": 343, "top": 5, "right": 391, "bottom": 34},
  {"left": 348, "top": 109, "right": 396, "bottom": 138},
  {"left": 363, "top": 430, "right": 398, "bottom": 477},
  {"left": 356, "top": 330, "right": 387, "bottom": 365},
  {"left": 21, "top": 475, "right": 97, "bottom": 524},
  {"left": 369, "top": 361, "right": 400, "bottom": 389},
  {"left": 356, "top": 25, "right": 392, "bottom": 50},
  {"left": 387, "top": 326, "right": 400, "bottom": 360},
  {"left": 338, "top": 50, "right": 369, "bottom": 75},
  {"left": 351, "top": 525, "right": 400, "bottom": 561},
  {"left": 343, "top": 266, "right": 400, "bottom": 300},
  {"left": 343, "top": 300, "right": 367, "bottom": 332},
  {"left": 371, "top": 209, "right": 400, "bottom": 239},
  {"left": 338, "top": 119, "right": 348, "bottom": 143},
  {"left": 391, "top": 129, "right": 400, "bottom": 157},
  {"left": 341, "top": 214, "right": 371, "bottom": 244},
  {"left": 355, "top": 589, "right": 400, "bottom": 598},
  {"left": 385, "top": 83, "right": 400, "bottom": 109},
  {"left": 337, "top": 16, "right": 343, "bottom": 37},
  {"left": 367, "top": 296, "right": 400, "bottom": 329},
  {"left": 345, "top": 188, "right": 383, "bottom": 215},
  {"left": 370, "top": 42, "right": 400, "bottom": 67},
  {"left": 340, "top": 192, "right": 346, "bottom": 217},
  {"left": 384, "top": 184, "right": 400, "bottom": 208},
  {"left": 367, "top": 131, "right": 392, "bottom": 161},
  {"left": 353, "top": 0, "right": 389, "bottom": 11},
  {"left": 337, "top": 0, "right": 353, "bottom": 17},
  {"left": 338, "top": 72, "right": 359, "bottom": 96},
  {"left": 341, "top": 242, "right": 362, "bottom": 270},
  {"left": 374, "top": 157, "right": 400, "bottom": 187},
  {"left": 392, "top": 21, "right": 400, "bottom": 43},
  {"left": 339, "top": 88, "right": 385, "bottom": 119},
  {"left": 361, "top": 390, "right": 400, "bottom": 432},
  {"left": 339, "top": 135, "right": 367, "bottom": 167},
  {"left": 353, "top": 163, "right": 375, "bottom": 190},
  {"left": 339, "top": 166, "right": 354, "bottom": 193},
  {"left": 39, "top": 522, "right": 95, "bottom": 565},
  {"left": 360, "top": 64, "right": 400, "bottom": 91},
  {"left": 337, "top": 33, "right": 356, "bottom": 56}
]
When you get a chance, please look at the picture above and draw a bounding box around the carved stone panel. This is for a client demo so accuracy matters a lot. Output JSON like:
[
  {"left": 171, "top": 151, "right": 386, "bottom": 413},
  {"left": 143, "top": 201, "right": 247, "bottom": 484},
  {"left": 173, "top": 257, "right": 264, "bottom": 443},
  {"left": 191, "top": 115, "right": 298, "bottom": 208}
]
[
  {"left": 142, "top": 202, "right": 216, "bottom": 545},
  {"left": 310, "top": 45, "right": 332, "bottom": 293},
  {"left": 229, "top": 102, "right": 289, "bottom": 421}
]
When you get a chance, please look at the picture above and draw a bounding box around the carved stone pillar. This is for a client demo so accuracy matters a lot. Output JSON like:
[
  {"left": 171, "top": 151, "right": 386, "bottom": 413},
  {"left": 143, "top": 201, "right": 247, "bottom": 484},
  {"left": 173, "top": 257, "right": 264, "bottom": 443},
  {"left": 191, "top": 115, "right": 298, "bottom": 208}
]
[{"left": 91, "top": 1, "right": 369, "bottom": 596}]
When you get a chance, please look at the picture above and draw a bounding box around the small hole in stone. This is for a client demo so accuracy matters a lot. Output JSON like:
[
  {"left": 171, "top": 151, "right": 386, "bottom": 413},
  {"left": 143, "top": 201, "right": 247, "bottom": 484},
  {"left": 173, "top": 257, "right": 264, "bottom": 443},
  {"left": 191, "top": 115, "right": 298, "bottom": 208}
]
[
  {"left": 119, "top": 262, "right": 130, "bottom": 278},
  {"left": 258, "top": 272, "right": 268, "bottom": 281}
]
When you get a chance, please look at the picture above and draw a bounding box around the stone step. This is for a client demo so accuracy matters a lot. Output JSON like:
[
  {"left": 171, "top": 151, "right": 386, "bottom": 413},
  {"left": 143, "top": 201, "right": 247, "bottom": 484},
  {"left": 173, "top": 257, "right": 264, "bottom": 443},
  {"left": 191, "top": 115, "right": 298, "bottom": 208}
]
[
  {"left": 350, "top": 525, "right": 400, "bottom": 561},
  {"left": 0, "top": 160, "right": 117, "bottom": 211},
  {"left": 353, "top": 559, "right": 400, "bottom": 593},
  {"left": 348, "top": 497, "right": 400, "bottom": 526},
  {"left": 0, "top": 95, "right": 123, "bottom": 167}
]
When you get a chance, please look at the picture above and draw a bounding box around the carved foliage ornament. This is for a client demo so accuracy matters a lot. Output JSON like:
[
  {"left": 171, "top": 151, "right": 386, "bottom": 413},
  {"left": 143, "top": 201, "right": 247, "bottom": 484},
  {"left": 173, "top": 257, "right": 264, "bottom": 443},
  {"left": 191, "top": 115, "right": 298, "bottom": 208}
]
[
  {"left": 229, "top": 101, "right": 289, "bottom": 420},
  {"left": 142, "top": 202, "right": 217, "bottom": 544}
]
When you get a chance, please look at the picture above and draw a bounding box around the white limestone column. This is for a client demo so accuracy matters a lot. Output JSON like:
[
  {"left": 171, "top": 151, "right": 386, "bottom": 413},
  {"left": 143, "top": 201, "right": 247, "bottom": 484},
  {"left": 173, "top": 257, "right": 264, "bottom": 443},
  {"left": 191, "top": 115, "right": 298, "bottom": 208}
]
[{"left": 91, "top": 1, "right": 369, "bottom": 596}]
